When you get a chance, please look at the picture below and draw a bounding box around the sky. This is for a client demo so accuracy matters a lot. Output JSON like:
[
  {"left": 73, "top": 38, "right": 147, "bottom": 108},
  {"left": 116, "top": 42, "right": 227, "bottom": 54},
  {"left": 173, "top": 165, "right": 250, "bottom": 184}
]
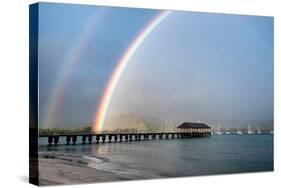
[{"left": 37, "top": 3, "right": 273, "bottom": 129}]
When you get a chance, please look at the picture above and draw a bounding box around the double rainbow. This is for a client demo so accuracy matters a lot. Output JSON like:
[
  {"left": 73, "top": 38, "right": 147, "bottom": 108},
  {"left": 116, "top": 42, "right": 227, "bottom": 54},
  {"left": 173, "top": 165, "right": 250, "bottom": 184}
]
[{"left": 41, "top": 9, "right": 171, "bottom": 131}]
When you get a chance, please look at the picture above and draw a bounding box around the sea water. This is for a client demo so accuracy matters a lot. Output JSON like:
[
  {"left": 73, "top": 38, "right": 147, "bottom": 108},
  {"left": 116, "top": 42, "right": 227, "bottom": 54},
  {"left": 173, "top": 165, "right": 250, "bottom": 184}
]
[{"left": 39, "top": 135, "right": 273, "bottom": 178}]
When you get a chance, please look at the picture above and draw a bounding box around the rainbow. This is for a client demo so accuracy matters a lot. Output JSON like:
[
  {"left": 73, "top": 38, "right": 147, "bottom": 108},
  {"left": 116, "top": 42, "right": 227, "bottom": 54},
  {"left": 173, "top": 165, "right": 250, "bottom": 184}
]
[
  {"left": 41, "top": 9, "right": 107, "bottom": 128},
  {"left": 92, "top": 10, "right": 172, "bottom": 133}
]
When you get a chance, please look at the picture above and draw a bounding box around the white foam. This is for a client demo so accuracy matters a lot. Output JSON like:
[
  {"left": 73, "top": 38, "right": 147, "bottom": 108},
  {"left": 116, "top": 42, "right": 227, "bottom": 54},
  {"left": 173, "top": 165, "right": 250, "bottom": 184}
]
[{"left": 82, "top": 155, "right": 104, "bottom": 163}]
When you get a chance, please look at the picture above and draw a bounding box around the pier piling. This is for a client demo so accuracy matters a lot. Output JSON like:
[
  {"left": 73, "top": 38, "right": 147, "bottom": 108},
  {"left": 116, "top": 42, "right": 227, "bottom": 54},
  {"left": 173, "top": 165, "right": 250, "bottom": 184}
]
[
  {"left": 72, "top": 136, "right": 77, "bottom": 145},
  {"left": 54, "top": 136, "right": 59, "bottom": 145},
  {"left": 88, "top": 135, "right": 92, "bottom": 144},
  {"left": 48, "top": 136, "right": 53, "bottom": 146}
]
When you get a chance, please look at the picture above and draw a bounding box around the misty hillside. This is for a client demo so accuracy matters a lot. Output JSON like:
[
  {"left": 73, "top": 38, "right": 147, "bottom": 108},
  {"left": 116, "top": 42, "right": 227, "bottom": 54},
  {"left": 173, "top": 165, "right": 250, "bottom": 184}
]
[{"left": 103, "top": 113, "right": 167, "bottom": 132}]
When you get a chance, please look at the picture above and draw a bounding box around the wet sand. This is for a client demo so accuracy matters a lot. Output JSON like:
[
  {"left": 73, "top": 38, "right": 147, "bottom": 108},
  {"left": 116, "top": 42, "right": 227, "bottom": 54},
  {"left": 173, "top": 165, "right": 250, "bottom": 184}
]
[{"left": 38, "top": 153, "right": 132, "bottom": 186}]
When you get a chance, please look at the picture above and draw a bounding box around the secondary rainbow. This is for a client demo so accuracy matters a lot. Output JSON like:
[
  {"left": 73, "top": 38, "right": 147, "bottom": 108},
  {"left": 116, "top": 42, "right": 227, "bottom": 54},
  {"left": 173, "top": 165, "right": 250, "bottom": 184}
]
[
  {"left": 41, "top": 9, "right": 106, "bottom": 128},
  {"left": 92, "top": 10, "right": 172, "bottom": 133}
]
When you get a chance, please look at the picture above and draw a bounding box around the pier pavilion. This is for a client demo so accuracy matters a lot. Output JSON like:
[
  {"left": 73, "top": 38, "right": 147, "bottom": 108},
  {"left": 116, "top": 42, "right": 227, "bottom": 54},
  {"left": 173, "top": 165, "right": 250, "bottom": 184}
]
[{"left": 177, "top": 122, "right": 211, "bottom": 137}]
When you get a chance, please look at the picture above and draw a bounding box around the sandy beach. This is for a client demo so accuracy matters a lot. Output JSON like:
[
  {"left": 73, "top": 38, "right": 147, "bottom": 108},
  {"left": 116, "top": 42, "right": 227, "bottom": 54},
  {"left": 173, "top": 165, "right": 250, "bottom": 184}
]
[{"left": 38, "top": 153, "right": 133, "bottom": 186}]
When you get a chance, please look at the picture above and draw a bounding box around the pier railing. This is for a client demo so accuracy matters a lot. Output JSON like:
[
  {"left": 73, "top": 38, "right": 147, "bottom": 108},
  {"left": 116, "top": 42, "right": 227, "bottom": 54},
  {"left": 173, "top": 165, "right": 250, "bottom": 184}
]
[{"left": 39, "top": 132, "right": 211, "bottom": 146}]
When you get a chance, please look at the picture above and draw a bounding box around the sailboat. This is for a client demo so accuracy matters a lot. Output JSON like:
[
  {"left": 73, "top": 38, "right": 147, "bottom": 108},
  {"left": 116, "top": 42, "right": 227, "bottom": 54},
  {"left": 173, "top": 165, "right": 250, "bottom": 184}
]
[
  {"left": 257, "top": 126, "right": 262, "bottom": 134},
  {"left": 215, "top": 122, "right": 223, "bottom": 135},
  {"left": 247, "top": 125, "right": 254, "bottom": 134},
  {"left": 236, "top": 125, "right": 242, "bottom": 135},
  {"left": 225, "top": 131, "right": 231, "bottom": 135},
  {"left": 225, "top": 128, "right": 231, "bottom": 135}
]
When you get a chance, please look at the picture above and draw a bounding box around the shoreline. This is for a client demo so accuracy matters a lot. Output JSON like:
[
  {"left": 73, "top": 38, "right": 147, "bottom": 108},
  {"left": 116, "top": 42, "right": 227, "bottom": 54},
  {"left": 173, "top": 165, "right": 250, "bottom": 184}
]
[{"left": 38, "top": 152, "right": 134, "bottom": 186}]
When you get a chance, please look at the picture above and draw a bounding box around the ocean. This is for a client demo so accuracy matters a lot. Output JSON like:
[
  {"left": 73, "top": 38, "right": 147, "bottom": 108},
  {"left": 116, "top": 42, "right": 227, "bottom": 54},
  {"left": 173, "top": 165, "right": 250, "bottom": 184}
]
[{"left": 39, "top": 134, "right": 273, "bottom": 179}]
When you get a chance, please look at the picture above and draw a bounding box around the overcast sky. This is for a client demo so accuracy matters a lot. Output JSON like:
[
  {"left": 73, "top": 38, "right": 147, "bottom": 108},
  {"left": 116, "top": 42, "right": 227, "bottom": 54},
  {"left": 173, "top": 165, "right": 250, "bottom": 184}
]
[{"left": 38, "top": 3, "right": 273, "bottom": 128}]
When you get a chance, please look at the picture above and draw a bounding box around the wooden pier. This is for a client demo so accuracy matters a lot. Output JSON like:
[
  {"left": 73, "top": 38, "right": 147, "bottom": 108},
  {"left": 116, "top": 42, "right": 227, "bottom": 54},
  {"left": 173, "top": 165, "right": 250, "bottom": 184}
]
[
  {"left": 40, "top": 132, "right": 211, "bottom": 146},
  {"left": 40, "top": 122, "right": 211, "bottom": 146}
]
